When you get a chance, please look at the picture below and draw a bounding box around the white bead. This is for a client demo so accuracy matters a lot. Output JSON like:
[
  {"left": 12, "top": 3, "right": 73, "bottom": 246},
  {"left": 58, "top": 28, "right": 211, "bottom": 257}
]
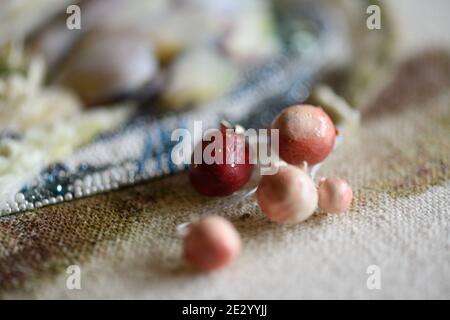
[
  {"left": 102, "top": 172, "right": 111, "bottom": 184},
  {"left": 84, "top": 175, "right": 93, "bottom": 187},
  {"left": 64, "top": 193, "right": 73, "bottom": 201},
  {"left": 15, "top": 193, "right": 26, "bottom": 203},
  {"left": 93, "top": 173, "right": 102, "bottom": 186}
]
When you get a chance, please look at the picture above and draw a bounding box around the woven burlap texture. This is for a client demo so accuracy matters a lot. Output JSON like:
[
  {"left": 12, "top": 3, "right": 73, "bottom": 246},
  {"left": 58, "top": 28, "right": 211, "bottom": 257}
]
[{"left": 0, "top": 50, "right": 449, "bottom": 299}]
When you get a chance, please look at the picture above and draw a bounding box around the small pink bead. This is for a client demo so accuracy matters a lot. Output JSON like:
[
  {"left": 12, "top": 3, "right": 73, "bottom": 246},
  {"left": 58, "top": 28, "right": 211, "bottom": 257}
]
[
  {"left": 183, "top": 215, "right": 241, "bottom": 271},
  {"left": 257, "top": 164, "right": 318, "bottom": 224},
  {"left": 318, "top": 177, "right": 353, "bottom": 214}
]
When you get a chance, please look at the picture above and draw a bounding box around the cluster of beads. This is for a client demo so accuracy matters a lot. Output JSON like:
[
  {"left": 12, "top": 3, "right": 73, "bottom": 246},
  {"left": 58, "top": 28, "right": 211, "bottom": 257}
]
[
  {"left": 257, "top": 105, "right": 352, "bottom": 222},
  {"left": 0, "top": 159, "right": 171, "bottom": 216},
  {"left": 185, "top": 104, "right": 353, "bottom": 271}
]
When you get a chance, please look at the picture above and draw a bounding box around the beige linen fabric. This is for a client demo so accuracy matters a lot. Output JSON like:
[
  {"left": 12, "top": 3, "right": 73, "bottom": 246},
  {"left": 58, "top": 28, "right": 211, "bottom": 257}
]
[
  {"left": 1, "top": 0, "right": 450, "bottom": 299},
  {"left": 1, "top": 50, "right": 449, "bottom": 299}
]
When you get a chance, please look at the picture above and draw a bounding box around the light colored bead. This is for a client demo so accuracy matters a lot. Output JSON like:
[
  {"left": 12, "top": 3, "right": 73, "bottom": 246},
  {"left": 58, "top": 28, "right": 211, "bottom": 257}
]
[
  {"left": 102, "top": 172, "right": 111, "bottom": 184},
  {"left": 83, "top": 176, "right": 93, "bottom": 188},
  {"left": 15, "top": 193, "right": 26, "bottom": 203},
  {"left": 318, "top": 177, "right": 353, "bottom": 214},
  {"left": 93, "top": 173, "right": 102, "bottom": 186},
  {"left": 64, "top": 193, "right": 73, "bottom": 201},
  {"left": 183, "top": 216, "right": 241, "bottom": 271},
  {"left": 257, "top": 164, "right": 318, "bottom": 224}
]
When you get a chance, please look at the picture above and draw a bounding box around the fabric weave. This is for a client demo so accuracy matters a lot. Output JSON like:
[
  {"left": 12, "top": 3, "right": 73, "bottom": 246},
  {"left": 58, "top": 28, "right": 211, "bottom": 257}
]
[{"left": 1, "top": 50, "right": 449, "bottom": 299}]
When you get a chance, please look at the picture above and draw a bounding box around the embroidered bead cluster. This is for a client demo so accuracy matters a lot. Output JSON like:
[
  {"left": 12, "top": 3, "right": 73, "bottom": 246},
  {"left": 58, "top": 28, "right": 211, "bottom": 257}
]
[{"left": 1, "top": 158, "right": 184, "bottom": 216}]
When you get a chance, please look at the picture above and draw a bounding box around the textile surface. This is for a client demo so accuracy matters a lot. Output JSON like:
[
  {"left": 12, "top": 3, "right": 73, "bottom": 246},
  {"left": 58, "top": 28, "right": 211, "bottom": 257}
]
[{"left": 1, "top": 1, "right": 450, "bottom": 299}]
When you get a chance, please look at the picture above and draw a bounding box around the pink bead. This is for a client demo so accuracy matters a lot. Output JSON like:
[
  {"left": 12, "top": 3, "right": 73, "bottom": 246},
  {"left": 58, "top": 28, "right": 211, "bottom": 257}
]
[
  {"left": 257, "top": 164, "right": 318, "bottom": 224},
  {"left": 183, "top": 216, "right": 241, "bottom": 271},
  {"left": 318, "top": 177, "right": 353, "bottom": 213},
  {"left": 272, "top": 105, "right": 336, "bottom": 165}
]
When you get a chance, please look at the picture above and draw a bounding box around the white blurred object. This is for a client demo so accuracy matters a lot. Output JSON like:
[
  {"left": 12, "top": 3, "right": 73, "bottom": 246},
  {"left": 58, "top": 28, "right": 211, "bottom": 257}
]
[
  {"left": 0, "top": 0, "right": 76, "bottom": 44},
  {"left": 162, "top": 47, "right": 240, "bottom": 109},
  {"left": 58, "top": 30, "right": 158, "bottom": 106}
]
